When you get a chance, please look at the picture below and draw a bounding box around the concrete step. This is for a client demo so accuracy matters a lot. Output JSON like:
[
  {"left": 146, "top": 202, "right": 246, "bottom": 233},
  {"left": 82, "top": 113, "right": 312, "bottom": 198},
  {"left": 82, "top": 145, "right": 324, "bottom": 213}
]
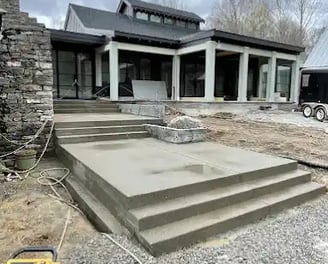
[
  {"left": 139, "top": 182, "right": 325, "bottom": 256},
  {"left": 54, "top": 100, "right": 110, "bottom": 105},
  {"left": 66, "top": 175, "right": 124, "bottom": 234},
  {"left": 56, "top": 131, "right": 150, "bottom": 144},
  {"left": 55, "top": 125, "right": 145, "bottom": 136},
  {"left": 58, "top": 141, "right": 298, "bottom": 211},
  {"left": 129, "top": 170, "right": 311, "bottom": 231},
  {"left": 54, "top": 104, "right": 119, "bottom": 109},
  {"left": 55, "top": 119, "right": 163, "bottom": 129},
  {"left": 54, "top": 108, "right": 121, "bottom": 114}
]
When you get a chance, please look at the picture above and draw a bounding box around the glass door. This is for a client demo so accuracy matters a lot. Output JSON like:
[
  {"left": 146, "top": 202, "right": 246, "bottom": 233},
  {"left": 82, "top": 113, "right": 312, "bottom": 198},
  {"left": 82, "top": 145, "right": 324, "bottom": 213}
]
[
  {"left": 56, "top": 50, "right": 94, "bottom": 99},
  {"left": 77, "top": 52, "right": 93, "bottom": 99},
  {"left": 57, "top": 51, "right": 77, "bottom": 98}
]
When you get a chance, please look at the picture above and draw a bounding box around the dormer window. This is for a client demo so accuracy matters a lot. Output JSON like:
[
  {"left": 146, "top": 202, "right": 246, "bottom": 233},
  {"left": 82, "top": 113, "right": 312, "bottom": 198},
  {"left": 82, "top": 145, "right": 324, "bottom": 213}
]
[
  {"left": 176, "top": 20, "right": 186, "bottom": 28},
  {"left": 136, "top": 11, "right": 148, "bottom": 20},
  {"left": 150, "top": 14, "right": 161, "bottom": 23},
  {"left": 164, "top": 17, "right": 174, "bottom": 25},
  {"left": 187, "top": 22, "right": 197, "bottom": 30}
]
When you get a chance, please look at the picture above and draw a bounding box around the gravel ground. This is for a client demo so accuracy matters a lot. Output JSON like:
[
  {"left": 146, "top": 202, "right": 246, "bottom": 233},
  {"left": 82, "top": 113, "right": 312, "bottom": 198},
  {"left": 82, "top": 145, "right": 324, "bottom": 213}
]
[
  {"left": 243, "top": 110, "right": 328, "bottom": 131},
  {"left": 67, "top": 195, "right": 328, "bottom": 264}
]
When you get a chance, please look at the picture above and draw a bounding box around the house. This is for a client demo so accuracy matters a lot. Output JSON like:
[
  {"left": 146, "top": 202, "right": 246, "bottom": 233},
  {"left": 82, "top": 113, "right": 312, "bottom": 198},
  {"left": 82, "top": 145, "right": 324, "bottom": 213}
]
[
  {"left": 300, "top": 30, "right": 328, "bottom": 104},
  {"left": 50, "top": 0, "right": 304, "bottom": 105}
]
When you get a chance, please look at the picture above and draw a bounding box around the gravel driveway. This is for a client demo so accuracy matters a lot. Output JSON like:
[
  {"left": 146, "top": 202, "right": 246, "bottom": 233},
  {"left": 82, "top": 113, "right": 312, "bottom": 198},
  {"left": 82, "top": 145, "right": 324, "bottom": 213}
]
[
  {"left": 243, "top": 110, "right": 328, "bottom": 131},
  {"left": 67, "top": 194, "right": 328, "bottom": 264}
]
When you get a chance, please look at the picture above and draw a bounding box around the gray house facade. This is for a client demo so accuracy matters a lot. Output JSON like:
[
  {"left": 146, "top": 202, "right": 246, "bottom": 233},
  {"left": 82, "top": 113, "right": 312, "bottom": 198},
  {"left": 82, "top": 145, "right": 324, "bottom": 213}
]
[{"left": 50, "top": 0, "right": 304, "bottom": 105}]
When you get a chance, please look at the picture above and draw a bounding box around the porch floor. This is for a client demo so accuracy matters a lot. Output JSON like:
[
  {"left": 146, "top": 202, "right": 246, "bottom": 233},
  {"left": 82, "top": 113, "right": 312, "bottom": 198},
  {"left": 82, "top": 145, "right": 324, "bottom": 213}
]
[{"left": 59, "top": 138, "right": 295, "bottom": 198}]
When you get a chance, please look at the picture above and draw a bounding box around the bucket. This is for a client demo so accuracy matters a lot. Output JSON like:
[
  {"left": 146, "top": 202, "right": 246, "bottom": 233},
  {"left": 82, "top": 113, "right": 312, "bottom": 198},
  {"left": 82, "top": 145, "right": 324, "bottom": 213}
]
[{"left": 15, "top": 149, "right": 37, "bottom": 171}]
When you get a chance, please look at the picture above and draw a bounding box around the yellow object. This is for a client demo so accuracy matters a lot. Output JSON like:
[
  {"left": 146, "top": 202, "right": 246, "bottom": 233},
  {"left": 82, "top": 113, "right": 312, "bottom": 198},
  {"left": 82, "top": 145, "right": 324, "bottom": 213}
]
[{"left": 6, "top": 247, "right": 59, "bottom": 264}]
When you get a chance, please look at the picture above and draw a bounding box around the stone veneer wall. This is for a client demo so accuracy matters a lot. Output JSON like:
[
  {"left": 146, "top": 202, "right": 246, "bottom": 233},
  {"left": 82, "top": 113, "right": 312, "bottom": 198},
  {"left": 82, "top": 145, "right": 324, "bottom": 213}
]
[{"left": 0, "top": 0, "right": 53, "bottom": 155}]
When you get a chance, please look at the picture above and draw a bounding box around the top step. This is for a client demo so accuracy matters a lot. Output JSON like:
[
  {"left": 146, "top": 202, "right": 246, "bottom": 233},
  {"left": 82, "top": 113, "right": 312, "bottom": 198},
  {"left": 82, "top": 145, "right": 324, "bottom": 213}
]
[{"left": 54, "top": 100, "right": 112, "bottom": 105}]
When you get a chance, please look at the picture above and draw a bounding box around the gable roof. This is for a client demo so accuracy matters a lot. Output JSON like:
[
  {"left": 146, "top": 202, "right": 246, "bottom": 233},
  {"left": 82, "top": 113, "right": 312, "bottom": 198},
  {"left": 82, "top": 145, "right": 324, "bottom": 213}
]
[
  {"left": 69, "top": 4, "right": 198, "bottom": 41},
  {"left": 117, "top": 0, "right": 204, "bottom": 23},
  {"left": 303, "top": 29, "right": 328, "bottom": 69}
]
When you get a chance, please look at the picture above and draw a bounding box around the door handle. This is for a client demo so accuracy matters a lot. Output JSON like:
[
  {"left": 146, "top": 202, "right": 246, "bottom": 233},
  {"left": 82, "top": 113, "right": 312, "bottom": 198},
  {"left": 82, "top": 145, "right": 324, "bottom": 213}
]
[{"left": 72, "top": 79, "right": 79, "bottom": 86}]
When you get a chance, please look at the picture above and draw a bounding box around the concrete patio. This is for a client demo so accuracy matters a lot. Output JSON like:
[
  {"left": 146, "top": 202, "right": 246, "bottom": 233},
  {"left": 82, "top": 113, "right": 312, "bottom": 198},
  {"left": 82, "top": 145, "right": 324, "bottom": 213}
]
[{"left": 56, "top": 135, "right": 324, "bottom": 255}]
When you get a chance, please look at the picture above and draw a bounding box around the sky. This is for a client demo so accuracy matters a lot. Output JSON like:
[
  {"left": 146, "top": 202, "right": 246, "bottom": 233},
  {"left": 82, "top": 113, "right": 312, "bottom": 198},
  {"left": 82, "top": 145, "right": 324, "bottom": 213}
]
[{"left": 20, "top": 0, "right": 215, "bottom": 29}]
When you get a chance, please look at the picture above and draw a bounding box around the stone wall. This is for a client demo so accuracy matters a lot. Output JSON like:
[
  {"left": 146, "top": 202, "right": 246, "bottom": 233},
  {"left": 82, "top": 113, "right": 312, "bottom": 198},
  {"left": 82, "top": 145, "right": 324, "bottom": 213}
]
[{"left": 0, "top": 0, "right": 54, "bottom": 155}]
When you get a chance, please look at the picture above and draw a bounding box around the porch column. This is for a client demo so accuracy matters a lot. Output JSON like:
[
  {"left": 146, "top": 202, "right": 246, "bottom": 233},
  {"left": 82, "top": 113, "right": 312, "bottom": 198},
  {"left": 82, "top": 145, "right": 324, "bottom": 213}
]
[
  {"left": 109, "top": 41, "right": 119, "bottom": 101},
  {"left": 290, "top": 55, "right": 301, "bottom": 103},
  {"left": 267, "top": 52, "right": 277, "bottom": 102},
  {"left": 237, "top": 47, "right": 249, "bottom": 102},
  {"left": 95, "top": 52, "right": 102, "bottom": 87},
  {"left": 172, "top": 55, "right": 181, "bottom": 101},
  {"left": 205, "top": 41, "right": 217, "bottom": 101}
]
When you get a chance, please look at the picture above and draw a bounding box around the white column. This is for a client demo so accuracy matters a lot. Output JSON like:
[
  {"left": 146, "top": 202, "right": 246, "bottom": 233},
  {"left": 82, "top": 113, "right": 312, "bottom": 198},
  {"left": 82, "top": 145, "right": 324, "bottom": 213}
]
[
  {"left": 258, "top": 64, "right": 265, "bottom": 98},
  {"left": 95, "top": 52, "right": 102, "bottom": 87},
  {"left": 172, "top": 55, "right": 181, "bottom": 101},
  {"left": 238, "top": 47, "right": 249, "bottom": 102},
  {"left": 109, "top": 41, "right": 119, "bottom": 101},
  {"left": 205, "top": 41, "right": 217, "bottom": 101},
  {"left": 291, "top": 56, "right": 301, "bottom": 103},
  {"left": 267, "top": 52, "right": 277, "bottom": 102}
]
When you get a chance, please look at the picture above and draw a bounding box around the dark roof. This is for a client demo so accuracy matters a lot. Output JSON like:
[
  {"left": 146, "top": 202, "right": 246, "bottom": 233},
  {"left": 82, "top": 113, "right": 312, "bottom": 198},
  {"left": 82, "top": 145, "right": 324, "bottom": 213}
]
[
  {"left": 49, "top": 29, "right": 106, "bottom": 47},
  {"left": 180, "top": 30, "right": 305, "bottom": 54},
  {"left": 70, "top": 4, "right": 198, "bottom": 41},
  {"left": 119, "top": 0, "right": 204, "bottom": 22},
  {"left": 67, "top": 4, "right": 304, "bottom": 54}
]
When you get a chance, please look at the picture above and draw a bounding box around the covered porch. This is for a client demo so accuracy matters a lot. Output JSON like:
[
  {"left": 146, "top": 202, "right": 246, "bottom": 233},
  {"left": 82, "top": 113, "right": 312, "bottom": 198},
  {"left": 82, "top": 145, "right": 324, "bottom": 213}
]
[{"left": 51, "top": 29, "right": 303, "bottom": 104}]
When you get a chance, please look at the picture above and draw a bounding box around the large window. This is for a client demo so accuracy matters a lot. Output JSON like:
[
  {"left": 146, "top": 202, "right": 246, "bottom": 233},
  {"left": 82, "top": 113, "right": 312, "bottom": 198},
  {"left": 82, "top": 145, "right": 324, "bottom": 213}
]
[
  {"left": 247, "top": 56, "right": 269, "bottom": 101},
  {"left": 214, "top": 51, "right": 240, "bottom": 100},
  {"left": 119, "top": 51, "right": 172, "bottom": 97},
  {"left": 180, "top": 51, "right": 205, "bottom": 97},
  {"left": 276, "top": 59, "right": 292, "bottom": 102}
]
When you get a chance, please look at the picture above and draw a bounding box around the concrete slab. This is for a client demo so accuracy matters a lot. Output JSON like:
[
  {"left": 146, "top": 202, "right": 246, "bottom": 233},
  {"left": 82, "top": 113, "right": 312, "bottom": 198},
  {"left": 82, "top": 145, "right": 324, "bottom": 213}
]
[
  {"left": 55, "top": 113, "right": 161, "bottom": 123},
  {"left": 60, "top": 138, "right": 296, "bottom": 198}
]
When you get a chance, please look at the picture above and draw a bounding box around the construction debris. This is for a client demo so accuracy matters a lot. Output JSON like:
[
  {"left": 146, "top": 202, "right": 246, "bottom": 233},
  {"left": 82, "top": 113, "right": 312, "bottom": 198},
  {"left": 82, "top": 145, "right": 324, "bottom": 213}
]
[{"left": 168, "top": 116, "right": 203, "bottom": 129}]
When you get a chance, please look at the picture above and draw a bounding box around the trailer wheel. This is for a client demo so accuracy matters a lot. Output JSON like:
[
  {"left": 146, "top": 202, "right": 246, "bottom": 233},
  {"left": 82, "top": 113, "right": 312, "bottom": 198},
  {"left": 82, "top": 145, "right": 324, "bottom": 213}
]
[
  {"left": 302, "top": 105, "right": 313, "bottom": 118},
  {"left": 315, "top": 107, "right": 327, "bottom": 122}
]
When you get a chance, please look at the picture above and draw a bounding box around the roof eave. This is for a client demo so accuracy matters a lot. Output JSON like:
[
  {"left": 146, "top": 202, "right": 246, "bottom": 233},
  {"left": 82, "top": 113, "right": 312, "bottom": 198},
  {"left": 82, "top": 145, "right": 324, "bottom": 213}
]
[
  {"left": 213, "top": 30, "right": 305, "bottom": 54},
  {"left": 113, "top": 30, "right": 179, "bottom": 47}
]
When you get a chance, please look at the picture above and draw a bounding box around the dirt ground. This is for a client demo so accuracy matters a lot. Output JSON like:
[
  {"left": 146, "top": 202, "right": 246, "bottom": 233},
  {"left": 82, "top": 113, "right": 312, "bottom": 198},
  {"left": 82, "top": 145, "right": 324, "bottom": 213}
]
[
  {"left": 200, "top": 112, "right": 328, "bottom": 187},
  {"left": 2, "top": 110, "right": 328, "bottom": 262},
  {"left": 0, "top": 158, "right": 96, "bottom": 263}
]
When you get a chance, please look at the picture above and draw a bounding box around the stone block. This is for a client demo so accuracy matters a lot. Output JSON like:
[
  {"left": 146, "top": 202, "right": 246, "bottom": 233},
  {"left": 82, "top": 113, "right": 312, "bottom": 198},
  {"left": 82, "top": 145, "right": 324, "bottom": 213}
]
[{"left": 145, "top": 125, "right": 208, "bottom": 144}]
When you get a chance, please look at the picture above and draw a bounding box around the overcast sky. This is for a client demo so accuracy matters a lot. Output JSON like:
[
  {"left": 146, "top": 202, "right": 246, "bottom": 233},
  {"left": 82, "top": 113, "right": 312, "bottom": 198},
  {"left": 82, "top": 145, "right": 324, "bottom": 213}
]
[{"left": 20, "top": 0, "right": 215, "bottom": 29}]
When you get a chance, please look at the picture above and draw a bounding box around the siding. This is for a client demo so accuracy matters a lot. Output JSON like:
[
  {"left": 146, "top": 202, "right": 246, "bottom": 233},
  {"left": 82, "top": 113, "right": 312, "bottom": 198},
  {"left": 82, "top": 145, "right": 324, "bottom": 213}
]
[{"left": 65, "top": 7, "right": 86, "bottom": 33}]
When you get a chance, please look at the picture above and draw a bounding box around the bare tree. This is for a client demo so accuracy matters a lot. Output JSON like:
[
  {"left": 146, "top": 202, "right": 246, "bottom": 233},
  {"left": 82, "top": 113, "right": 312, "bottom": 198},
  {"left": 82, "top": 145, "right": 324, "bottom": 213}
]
[
  {"left": 293, "top": 0, "right": 322, "bottom": 43},
  {"left": 208, "top": 0, "right": 324, "bottom": 49},
  {"left": 207, "top": 0, "right": 255, "bottom": 34}
]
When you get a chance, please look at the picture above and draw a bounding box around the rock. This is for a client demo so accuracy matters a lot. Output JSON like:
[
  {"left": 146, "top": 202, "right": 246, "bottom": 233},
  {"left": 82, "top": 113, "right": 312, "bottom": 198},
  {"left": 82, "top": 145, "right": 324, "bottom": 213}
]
[{"left": 168, "top": 116, "right": 203, "bottom": 129}]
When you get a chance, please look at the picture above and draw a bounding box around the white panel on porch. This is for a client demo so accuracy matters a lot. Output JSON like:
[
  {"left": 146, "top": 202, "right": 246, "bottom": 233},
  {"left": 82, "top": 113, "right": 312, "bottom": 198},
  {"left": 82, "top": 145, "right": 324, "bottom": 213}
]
[{"left": 132, "top": 80, "right": 168, "bottom": 100}]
